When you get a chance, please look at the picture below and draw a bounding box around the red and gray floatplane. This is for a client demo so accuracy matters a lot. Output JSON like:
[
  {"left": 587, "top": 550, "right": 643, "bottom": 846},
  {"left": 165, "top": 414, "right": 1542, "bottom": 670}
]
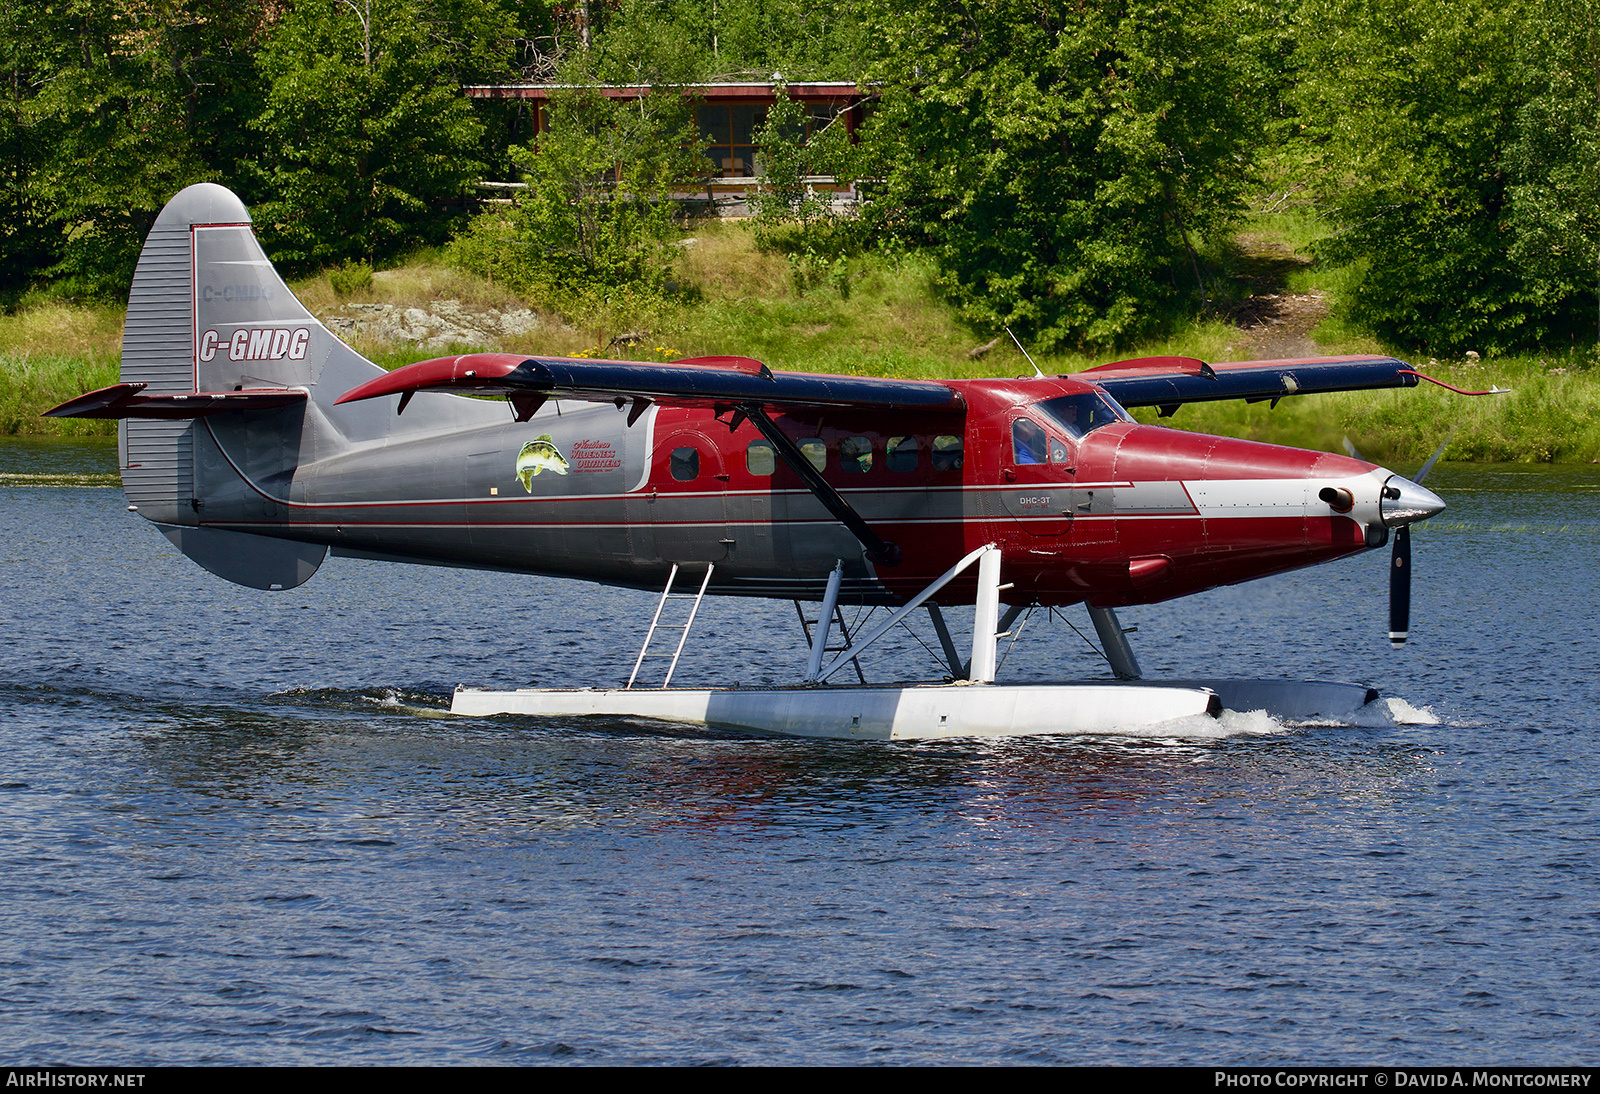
[{"left": 48, "top": 184, "right": 1500, "bottom": 739}]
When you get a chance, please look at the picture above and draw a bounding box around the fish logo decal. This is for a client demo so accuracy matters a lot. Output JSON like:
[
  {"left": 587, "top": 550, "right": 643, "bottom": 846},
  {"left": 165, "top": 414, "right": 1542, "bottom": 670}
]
[{"left": 516, "top": 435, "right": 569, "bottom": 490}]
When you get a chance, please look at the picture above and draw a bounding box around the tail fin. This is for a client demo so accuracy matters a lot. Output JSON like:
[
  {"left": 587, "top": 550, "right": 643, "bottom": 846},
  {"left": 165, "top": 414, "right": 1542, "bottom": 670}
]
[
  {"left": 61, "top": 183, "right": 503, "bottom": 590},
  {"left": 108, "top": 183, "right": 389, "bottom": 588}
]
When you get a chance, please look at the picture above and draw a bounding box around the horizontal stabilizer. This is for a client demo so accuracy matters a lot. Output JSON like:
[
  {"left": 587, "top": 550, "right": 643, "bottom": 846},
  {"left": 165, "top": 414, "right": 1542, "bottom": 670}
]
[
  {"left": 335, "top": 352, "right": 965, "bottom": 415},
  {"left": 45, "top": 382, "right": 306, "bottom": 420},
  {"left": 1080, "top": 355, "right": 1417, "bottom": 409}
]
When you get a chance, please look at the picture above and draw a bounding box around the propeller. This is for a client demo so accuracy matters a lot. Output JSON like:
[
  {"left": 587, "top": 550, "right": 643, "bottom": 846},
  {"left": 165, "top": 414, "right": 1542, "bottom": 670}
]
[
  {"left": 1384, "top": 431, "right": 1453, "bottom": 647},
  {"left": 1344, "top": 434, "right": 1450, "bottom": 646},
  {"left": 1388, "top": 524, "right": 1413, "bottom": 645}
]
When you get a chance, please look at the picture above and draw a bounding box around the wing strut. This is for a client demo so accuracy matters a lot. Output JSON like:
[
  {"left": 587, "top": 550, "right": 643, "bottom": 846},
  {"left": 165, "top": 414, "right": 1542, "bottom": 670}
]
[{"left": 741, "top": 405, "right": 902, "bottom": 568}]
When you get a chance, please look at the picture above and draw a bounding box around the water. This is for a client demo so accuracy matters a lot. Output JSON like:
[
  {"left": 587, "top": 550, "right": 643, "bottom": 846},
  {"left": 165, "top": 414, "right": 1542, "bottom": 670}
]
[{"left": 2, "top": 438, "right": 1597, "bottom": 1065}]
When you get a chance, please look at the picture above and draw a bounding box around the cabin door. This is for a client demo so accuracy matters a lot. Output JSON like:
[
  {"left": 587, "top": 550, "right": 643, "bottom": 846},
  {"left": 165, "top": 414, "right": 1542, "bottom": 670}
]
[{"left": 652, "top": 429, "right": 732, "bottom": 563}]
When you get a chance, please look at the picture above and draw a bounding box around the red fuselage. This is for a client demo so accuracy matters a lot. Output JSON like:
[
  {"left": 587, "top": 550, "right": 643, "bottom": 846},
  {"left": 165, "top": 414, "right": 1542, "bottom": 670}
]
[{"left": 632, "top": 375, "right": 1384, "bottom": 607}]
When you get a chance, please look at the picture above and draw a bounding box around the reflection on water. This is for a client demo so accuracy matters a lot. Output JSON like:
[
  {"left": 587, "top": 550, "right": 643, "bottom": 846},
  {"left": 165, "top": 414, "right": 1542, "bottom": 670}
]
[{"left": 1, "top": 439, "right": 1597, "bottom": 1064}]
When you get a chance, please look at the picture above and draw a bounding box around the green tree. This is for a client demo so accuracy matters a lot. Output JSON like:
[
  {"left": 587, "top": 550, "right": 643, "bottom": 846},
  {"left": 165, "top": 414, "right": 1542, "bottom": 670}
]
[
  {"left": 747, "top": 80, "right": 852, "bottom": 229},
  {"left": 581, "top": 0, "right": 871, "bottom": 83},
  {"left": 1297, "top": 0, "right": 1595, "bottom": 355},
  {"left": 1507, "top": 0, "right": 1600, "bottom": 353},
  {"left": 449, "top": 82, "right": 698, "bottom": 302},
  {"left": 1, "top": 0, "right": 61, "bottom": 296},
  {"left": 252, "top": 0, "right": 498, "bottom": 269},
  {"left": 856, "top": 0, "right": 1258, "bottom": 351},
  {"left": 5, "top": 0, "right": 270, "bottom": 298}
]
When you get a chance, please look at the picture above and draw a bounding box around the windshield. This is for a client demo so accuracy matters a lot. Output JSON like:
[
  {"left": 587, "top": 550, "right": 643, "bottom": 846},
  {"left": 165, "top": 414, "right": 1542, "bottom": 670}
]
[{"left": 1035, "top": 392, "right": 1130, "bottom": 439}]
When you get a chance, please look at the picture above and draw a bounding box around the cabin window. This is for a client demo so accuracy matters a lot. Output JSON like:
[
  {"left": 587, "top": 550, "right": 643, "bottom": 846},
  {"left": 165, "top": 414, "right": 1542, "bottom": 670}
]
[
  {"left": 1012, "top": 418, "right": 1049, "bottom": 465},
  {"left": 799, "top": 439, "right": 826, "bottom": 472},
  {"left": 840, "top": 436, "right": 872, "bottom": 474},
  {"left": 886, "top": 436, "right": 918, "bottom": 472},
  {"left": 746, "top": 440, "right": 775, "bottom": 476},
  {"left": 932, "top": 434, "right": 963, "bottom": 471},
  {"left": 1037, "top": 392, "right": 1129, "bottom": 439},
  {"left": 670, "top": 446, "right": 700, "bottom": 481},
  {"left": 699, "top": 103, "right": 766, "bottom": 178}
]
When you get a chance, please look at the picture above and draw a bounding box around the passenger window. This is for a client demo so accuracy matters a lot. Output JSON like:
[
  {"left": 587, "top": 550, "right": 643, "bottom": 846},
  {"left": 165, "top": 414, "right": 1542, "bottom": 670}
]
[
  {"left": 840, "top": 436, "right": 872, "bottom": 473},
  {"left": 670, "top": 446, "right": 700, "bottom": 481},
  {"left": 886, "top": 436, "right": 918, "bottom": 472},
  {"left": 932, "top": 434, "right": 963, "bottom": 471},
  {"left": 799, "top": 439, "right": 826, "bottom": 472},
  {"left": 1012, "top": 418, "right": 1047, "bottom": 465},
  {"left": 746, "top": 439, "right": 775, "bottom": 476}
]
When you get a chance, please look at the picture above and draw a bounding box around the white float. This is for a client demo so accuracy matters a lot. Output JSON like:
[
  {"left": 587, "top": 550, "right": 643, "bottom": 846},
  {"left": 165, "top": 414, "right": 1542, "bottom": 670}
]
[
  {"left": 450, "top": 544, "right": 1378, "bottom": 739},
  {"left": 450, "top": 679, "right": 1224, "bottom": 740}
]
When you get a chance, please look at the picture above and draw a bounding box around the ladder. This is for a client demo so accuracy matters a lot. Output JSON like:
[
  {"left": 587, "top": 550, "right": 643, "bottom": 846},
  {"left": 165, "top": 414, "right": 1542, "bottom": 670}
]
[
  {"left": 626, "top": 563, "right": 714, "bottom": 689},
  {"left": 793, "top": 600, "right": 867, "bottom": 685}
]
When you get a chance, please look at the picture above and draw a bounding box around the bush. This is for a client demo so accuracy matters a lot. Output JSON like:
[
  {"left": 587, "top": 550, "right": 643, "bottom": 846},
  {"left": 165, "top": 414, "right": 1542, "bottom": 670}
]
[
  {"left": 329, "top": 261, "right": 374, "bottom": 297},
  {"left": 448, "top": 85, "right": 697, "bottom": 312},
  {"left": 1298, "top": 0, "right": 1598, "bottom": 356}
]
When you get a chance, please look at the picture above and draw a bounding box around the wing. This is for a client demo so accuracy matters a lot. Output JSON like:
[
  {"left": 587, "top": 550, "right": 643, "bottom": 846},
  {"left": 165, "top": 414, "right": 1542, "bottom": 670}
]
[
  {"left": 334, "top": 353, "right": 965, "bottom": 421},
  {"left": 1076, "top": 354, "right": 1418, "bottom": 416}
]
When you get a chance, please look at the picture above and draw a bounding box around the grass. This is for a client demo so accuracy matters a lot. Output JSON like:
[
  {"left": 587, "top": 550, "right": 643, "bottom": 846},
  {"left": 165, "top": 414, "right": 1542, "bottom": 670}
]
[
  {"left": 0, "top": 300, "right": 124, "bottom": 436},
  {"left": 6, "top": 216, "right": 1598, "bottom": 461}
]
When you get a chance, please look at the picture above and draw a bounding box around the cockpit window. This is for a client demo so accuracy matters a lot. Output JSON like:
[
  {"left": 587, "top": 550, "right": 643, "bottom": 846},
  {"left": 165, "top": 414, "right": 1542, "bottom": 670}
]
[
  {"left": 1013, "top": 416, "right": 1074, "bottom": 465},
  {"left": 1012, "top": 417, "right": 1049, "bottom": 464},
  {"left": 1036, "top": 392, "right": 1130, "bottom": 439}
]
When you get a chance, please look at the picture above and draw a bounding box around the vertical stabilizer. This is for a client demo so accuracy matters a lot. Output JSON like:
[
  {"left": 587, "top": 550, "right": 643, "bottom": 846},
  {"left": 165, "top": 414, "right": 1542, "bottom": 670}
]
[
  {"left": 114, "top": 183, "right": 392, "bottom": 585},
  {"left": 110, "top": 183, "right": 511, "bottom": 590}
]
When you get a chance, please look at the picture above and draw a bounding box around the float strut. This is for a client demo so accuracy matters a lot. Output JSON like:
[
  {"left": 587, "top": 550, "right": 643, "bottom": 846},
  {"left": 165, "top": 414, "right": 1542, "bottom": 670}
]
[
  {"left": 968, "top": 546, "right": 1003, "bottom": 683},
  {"left": 803, "top": 562, "right": 845, "bottom": 684},
  {"left": 1087, "top": 605, "right": 1142, "bottom": 680},
  {"left": 926, "top": 604, "right": 965, "bottom": 679},
  {"left": 816, "top": 544, "right": 1000, "bottom": 684}
]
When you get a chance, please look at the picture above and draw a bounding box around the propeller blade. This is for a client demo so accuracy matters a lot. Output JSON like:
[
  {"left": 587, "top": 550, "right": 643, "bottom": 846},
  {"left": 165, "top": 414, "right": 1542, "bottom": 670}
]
[
  {"left": 1388, "top": 525, "right": 1411, "bottom": 646},
  {"left": 1414, "top": 429, "right": 1455, "bottom": 485},
  {"left": 1342, "top": 435, "right": 1365, "bottom": 461}
]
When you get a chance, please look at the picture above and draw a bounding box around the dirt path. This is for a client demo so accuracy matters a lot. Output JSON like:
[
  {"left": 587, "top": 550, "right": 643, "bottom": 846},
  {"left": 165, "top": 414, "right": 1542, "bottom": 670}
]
[
  {"left": 1225, "top": 290, "right": 1330, "bottom": 361},
  {"left": 1220, "top": 235, "right": 1330, "bottom": 362}
]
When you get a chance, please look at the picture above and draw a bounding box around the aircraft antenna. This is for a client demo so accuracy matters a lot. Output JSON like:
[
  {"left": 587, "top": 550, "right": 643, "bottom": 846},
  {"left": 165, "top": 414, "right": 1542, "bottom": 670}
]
[{"left": 1006, "top": 326, "right": 1046, "bottom": 378}]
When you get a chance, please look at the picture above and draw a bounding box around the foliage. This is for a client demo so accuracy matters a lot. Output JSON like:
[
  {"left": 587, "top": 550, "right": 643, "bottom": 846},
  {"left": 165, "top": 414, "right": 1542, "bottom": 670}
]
[
  {"left": 1297, "top": 0, "right": 1596, "bottom": 356},
  {"left": 329, "top": 260, "right": 375, "bottom": 295},
  {"left": 4, "top": 0, "right": 1595, "bottom": 366},
  {"left": 2, "top": 0, "right": 271, "bottom": 299},
  {"left": 0, "top": 0, "right": 62, "bottom": 299},
  {"left": 582, "top": 0, "right": 871, "bottom": 82},
  {"left": 447, "top": 83, "right": 698, "bottom": 310},
  {"left": 854, "top": 0, "right": 1259, "bottom": 352},
  {"left": 746, "top": 80, "right": 854, "bottom": 232},
  {"left": 252, "top": 0, "right": 498, "bottom": 270},
  {"left": 1506, "top": 0, "right": 1600, "bottom": 353}
]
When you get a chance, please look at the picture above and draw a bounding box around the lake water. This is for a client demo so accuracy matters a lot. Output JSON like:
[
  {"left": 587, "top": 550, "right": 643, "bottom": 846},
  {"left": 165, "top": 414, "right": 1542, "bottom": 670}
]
[{"left": 2, "top": 438, "right": 1596, "bottom": 1065}]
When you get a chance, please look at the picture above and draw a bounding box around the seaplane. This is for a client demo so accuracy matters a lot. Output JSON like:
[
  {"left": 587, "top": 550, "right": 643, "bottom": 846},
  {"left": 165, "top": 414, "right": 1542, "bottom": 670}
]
[{"left": 46, "top": 183, "right": 1496, "bottom": 740}]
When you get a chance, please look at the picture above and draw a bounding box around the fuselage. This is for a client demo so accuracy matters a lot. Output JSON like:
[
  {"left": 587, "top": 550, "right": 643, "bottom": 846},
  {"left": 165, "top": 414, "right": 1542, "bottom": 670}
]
[{"left": 189, "top": 373, "right": 1404, "bottom": 607}]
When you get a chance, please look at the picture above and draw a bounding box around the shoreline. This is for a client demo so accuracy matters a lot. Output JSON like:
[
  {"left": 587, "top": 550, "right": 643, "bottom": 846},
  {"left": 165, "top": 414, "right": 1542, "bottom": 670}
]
[{"left": 6, "top": 223, "right": 1595, "bottom": 463}]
